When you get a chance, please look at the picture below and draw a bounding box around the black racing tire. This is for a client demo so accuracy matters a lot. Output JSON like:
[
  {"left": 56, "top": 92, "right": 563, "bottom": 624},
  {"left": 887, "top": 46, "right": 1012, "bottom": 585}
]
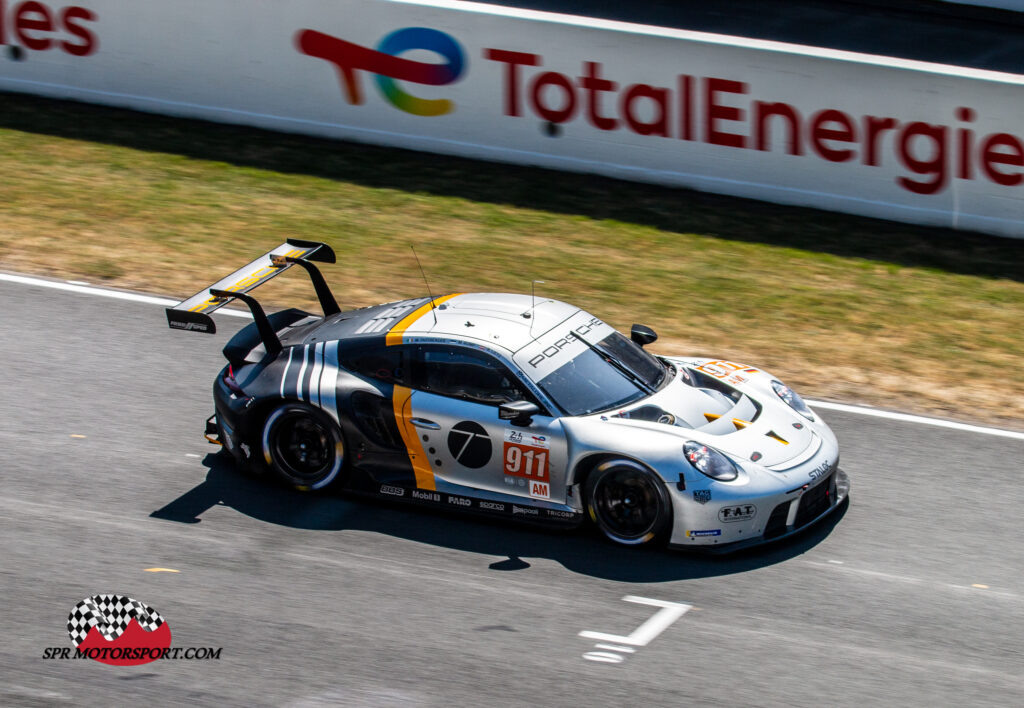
[
  {"left": 584, "top": 459, "right": 672, "bottom": 546},
  {"left": 261, "top": 404, "right": 345, "bottom": 491}
]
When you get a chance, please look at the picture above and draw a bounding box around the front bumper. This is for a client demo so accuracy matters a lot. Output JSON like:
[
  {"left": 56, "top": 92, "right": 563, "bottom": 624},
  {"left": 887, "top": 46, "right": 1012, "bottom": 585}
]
[{"left": 668, "top": 467, "right": 849, "bottom": 552}]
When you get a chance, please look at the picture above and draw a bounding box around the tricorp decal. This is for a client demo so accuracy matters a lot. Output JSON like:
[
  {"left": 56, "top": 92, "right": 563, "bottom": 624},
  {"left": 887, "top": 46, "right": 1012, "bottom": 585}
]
[{"left": 297, "top": 26, "right": 465, "bottom": 116}]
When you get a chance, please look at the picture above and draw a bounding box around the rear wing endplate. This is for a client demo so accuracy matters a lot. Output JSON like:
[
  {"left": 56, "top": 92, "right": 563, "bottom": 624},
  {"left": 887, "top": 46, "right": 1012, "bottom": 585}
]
[{"left": 166, "top": 238, "right": 336, "bottom": 335}]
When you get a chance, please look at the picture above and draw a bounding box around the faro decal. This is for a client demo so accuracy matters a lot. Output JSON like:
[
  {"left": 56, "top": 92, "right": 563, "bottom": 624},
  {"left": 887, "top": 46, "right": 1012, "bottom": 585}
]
[{"left": 296, "top": 26, "right": 465, "bottom": 116}]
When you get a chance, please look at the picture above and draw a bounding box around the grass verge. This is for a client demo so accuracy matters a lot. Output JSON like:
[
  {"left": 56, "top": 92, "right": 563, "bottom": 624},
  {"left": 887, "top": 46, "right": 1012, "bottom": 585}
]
[{"left": 1, "top": 92, "right": 1022, "bottom": 429}]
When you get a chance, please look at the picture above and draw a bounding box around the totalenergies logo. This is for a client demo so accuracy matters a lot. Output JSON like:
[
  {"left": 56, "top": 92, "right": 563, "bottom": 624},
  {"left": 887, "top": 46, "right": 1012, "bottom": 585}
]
[{"left": 296, "top": 27, "right": 465, "bottom": 116}]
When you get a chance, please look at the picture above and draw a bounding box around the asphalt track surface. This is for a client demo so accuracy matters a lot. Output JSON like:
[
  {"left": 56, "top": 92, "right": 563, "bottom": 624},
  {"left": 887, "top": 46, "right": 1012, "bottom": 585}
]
[{"left": 2, "top": 277, "right": 1022, "bottom": 707}]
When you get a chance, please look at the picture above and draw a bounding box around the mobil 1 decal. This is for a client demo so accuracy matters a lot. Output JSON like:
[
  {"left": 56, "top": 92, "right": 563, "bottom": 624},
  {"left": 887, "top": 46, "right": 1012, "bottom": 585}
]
[
  {"left": 447, "top": 421, "right": 492, "bottom": 469},
  {"left": 504, "top": 430, "right": 550, "bottom": 500}
]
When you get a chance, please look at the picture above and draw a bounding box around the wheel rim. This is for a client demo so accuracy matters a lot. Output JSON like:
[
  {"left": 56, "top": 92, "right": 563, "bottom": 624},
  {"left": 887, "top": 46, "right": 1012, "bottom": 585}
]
[
  {"left": 272, "top": 414, "right": 335, "bottom": 482},
  {"left": 593, "top": 468, "right": 662, "bottom": 540}
]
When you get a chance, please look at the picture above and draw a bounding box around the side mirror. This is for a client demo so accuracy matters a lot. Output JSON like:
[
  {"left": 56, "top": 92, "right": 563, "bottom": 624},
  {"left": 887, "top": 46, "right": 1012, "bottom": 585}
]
[
  {"left": 631, "top": 324, "right": 658, "bottom": 347},
  {"left": 499, "top": 400, "right": 539, "bottom": 427}
]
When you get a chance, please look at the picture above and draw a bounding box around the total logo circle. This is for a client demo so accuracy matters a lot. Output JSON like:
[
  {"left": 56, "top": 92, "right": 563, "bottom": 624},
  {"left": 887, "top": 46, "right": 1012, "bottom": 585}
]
[
  {"left": 375, "top": 27, "right": 464, "bottom": 116},
  {"left": 67, "top": 594, "right": 172, "bottom": 666}
]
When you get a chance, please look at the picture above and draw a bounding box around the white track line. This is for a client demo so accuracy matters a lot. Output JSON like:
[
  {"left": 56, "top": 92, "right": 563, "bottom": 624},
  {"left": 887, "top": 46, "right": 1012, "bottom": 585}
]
[
  {"left": 808, "top": 400, "right": 1024, "bottom": 441},
  {"left": 2, "top": 271, "right": 1022, "bottom": 439},
  {"left": 0, "top": 272, "right": 250, "bottom": 318}
]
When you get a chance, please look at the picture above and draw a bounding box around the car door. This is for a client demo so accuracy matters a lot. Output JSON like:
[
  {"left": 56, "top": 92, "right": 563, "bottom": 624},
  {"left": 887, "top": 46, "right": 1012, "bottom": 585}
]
[{"left": 406, "top": 344, "right": 569, "bottom": 504}]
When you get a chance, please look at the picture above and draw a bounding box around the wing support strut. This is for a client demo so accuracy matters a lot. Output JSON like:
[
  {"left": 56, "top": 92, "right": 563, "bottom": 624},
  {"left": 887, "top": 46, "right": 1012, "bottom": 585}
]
[{"left": 209, "top": 289, "right": 282, "bottom": 358}]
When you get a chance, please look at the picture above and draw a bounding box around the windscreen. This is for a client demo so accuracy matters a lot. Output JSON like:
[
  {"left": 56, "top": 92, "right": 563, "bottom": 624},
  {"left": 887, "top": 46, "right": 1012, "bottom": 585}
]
[{"left": 533, "top": 331, "right": 667, "bottom": 416}]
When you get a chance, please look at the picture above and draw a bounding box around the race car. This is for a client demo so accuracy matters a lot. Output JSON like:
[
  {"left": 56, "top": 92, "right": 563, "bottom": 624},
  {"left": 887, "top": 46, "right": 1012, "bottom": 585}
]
[{"left": 167, "top": 239, "right": 848, "bottom": 551}]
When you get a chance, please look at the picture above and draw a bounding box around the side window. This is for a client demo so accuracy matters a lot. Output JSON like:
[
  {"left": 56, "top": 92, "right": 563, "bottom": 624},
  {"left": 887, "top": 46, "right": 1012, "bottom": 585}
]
[
  {"left": 415, "top": 345, "right": 533, "bottom": 407},
  {"left": 339, "top": 344, "right": 408, "bottom": 386}
]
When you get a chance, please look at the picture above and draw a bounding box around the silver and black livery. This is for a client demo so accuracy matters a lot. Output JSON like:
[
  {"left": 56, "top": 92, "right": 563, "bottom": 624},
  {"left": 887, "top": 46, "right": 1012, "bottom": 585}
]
[{"left": 167, "top": 240, "right": 849, "bottom": 552}]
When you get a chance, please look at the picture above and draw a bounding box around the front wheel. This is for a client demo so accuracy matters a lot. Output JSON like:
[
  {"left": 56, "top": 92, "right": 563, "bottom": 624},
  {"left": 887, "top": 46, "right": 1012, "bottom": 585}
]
[
  {"left": 585, "top": 459, "right": 671, "bottom": 546},
  {"left": 262, "top": 404, "right": 345, "bottom": 491}
]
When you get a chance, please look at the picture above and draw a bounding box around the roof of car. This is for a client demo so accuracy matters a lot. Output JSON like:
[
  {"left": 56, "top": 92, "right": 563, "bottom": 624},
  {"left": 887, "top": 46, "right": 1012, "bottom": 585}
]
[
  {"left": 298, "top": 293, "right": 582, "bottom": 355},
  {"left": 403, "top": 293, "right": 581, "bottom": 353}
]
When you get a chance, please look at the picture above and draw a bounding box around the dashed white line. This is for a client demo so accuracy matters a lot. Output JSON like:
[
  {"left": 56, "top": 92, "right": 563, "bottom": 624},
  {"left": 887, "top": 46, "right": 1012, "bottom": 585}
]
[{"left": 3, "top": 271, "right": 1022, "bottom": 440}]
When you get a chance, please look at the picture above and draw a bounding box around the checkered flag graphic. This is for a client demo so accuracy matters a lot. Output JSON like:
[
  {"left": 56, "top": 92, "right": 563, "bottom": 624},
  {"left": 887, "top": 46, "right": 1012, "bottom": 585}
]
[{"left": 67, "top": 595, "right": 165, "bottom": 647}]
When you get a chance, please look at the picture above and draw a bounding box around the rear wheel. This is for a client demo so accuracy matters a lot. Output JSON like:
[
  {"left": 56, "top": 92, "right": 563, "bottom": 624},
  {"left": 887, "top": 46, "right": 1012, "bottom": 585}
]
[
  {"left": 262, "top": 404, "right": 344, "bottom": 491},
  {"left": 585, "top": 459, "right": 671, "bottom": 546}
]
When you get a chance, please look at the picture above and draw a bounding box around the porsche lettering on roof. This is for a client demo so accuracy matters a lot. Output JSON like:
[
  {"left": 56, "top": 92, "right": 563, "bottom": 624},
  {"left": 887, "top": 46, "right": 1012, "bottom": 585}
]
[{"left": 513, "top": 312, "right": 614, "bottom": 381}]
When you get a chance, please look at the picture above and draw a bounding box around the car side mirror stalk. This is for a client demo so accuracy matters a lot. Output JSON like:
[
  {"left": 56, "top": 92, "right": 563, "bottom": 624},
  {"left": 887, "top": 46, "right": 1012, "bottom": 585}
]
[
  {"left": 499, "top": 400, "right": 539, "bottom": 427},
  {"left": 631, "top": 324, "right": 658, "bottom": 347}
]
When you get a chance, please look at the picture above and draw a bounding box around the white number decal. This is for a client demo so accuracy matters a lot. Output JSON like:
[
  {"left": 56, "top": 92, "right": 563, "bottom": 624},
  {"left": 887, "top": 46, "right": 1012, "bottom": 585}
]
[
  {"left": 504, "top": 445, "right": 548, "bottom": 480},
  {"left": 505, "top": 445, "right": 522, "bottom": 473}
]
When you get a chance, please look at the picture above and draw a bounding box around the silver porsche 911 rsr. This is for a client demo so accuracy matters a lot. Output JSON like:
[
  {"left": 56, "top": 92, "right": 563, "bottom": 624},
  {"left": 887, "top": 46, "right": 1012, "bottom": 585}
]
[{"left": 167, "top": 240, "right": 848, "bottom": 551}]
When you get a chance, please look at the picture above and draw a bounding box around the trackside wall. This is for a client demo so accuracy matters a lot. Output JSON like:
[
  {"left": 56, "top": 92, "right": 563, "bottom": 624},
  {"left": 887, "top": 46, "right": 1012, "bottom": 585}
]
[{"left": 2, "top": 0, "right": 1024, "bottom": 237}]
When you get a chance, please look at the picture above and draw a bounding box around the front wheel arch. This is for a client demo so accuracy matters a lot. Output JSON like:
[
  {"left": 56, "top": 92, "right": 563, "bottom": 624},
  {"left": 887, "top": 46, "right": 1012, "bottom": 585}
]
[{"left": 583, "top": 458, "right": 672, "bottom": 546}]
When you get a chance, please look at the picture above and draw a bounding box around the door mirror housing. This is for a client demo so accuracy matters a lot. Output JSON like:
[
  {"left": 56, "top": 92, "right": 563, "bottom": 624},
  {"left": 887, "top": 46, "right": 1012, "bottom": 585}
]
[
  {"left": 631, "top": 324, "right": 658, "bottom": 347},
  {"left": 499, "top": 400, "right": 539, "bottom": 427}
]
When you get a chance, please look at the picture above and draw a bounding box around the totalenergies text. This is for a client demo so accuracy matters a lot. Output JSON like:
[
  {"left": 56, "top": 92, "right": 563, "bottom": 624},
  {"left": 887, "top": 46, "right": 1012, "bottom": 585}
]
[{"left": 484, "top": 49, "right": 1023, "bottom": 196}]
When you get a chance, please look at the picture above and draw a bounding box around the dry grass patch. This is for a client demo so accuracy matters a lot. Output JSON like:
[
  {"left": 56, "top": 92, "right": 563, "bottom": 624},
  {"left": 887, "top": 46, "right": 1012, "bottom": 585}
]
[{"left": 1, "top": 92, "right": 1022, "bottom": 429}]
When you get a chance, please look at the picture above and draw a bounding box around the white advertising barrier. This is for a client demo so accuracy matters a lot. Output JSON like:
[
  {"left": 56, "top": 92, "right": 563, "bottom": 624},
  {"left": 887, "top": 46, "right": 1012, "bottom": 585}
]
[{"left": 2, "top": 0, "right": 1024, "bottom": 237}]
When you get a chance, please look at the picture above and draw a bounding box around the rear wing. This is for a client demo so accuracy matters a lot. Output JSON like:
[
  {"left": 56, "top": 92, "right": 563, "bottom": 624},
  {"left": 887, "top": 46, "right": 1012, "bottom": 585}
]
[{"left": 165, "top": 239, "right": 338, "bottom": 343}]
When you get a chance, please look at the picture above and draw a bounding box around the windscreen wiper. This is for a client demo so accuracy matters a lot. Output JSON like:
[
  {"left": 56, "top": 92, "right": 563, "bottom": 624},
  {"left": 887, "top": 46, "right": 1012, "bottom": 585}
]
[{"left": 571, "top": 331, "right": 656, "bottom": 395}]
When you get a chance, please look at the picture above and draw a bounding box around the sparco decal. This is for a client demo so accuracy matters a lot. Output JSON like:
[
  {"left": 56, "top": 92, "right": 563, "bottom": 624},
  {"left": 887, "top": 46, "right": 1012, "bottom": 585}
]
[
  {"left": 297, "top": 26, "right": 465, "bottom": 116},
  {"left": 479, "top": 501, "right": 505, "bottom": 511},
  {"left": 483, "top": 50, "right": 1024, "bottom": 197},
  {"left": 0, "top": 1, "right": 97, "bottom": 56}
]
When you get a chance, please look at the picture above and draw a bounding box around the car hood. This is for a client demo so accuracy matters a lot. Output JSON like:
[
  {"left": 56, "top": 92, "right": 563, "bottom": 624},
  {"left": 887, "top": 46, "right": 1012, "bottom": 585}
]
[{"left": 598, "top": 357, "right": 821, "bottom": 468}]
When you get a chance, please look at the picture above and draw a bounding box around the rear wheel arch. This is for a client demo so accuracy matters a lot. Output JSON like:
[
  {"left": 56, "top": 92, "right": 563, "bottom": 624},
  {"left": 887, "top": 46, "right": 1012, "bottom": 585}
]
[{"left": 261, "top": 402, "right": 346, "bottom": 491}]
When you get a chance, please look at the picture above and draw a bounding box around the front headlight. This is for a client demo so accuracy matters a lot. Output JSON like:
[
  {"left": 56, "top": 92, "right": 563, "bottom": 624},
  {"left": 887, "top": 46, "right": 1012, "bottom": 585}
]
[
  {"left": 771, "top": 380, "right": 814, "bottom": 421},
  {"left": 684, "top": 441, "right": 739, "bottom": 481}
]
